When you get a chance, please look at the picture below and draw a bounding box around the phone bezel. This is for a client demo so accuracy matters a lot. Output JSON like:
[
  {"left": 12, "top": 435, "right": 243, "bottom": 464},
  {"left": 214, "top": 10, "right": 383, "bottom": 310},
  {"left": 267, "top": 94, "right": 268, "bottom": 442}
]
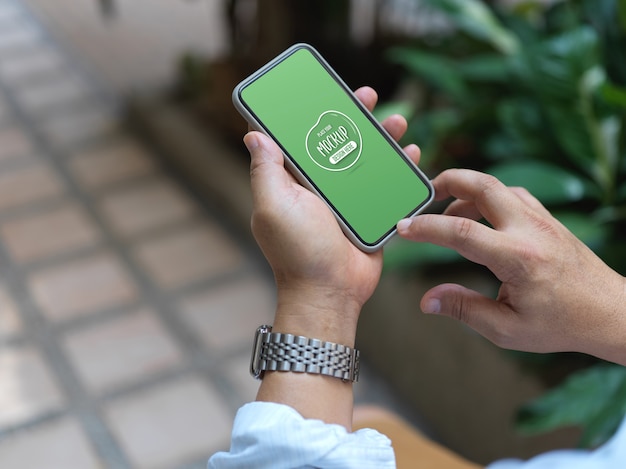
[{"left": 232, "top": 43, "right": 434, "bottom": 252}]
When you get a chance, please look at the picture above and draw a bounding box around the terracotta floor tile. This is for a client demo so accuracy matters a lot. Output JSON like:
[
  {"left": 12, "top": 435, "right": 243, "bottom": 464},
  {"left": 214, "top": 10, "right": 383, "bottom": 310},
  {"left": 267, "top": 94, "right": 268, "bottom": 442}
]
[
  {"left": 222, "top": 351, "right": 261, "bottom": 405},
  {"left": 0, "top": 94, "right": 7, "bottom": 122},
  {"left": 28, "top": 252, "right": 138, "bottom": 322},
  {"left": 97, "top": 178, "right": 196, "bottom": 238},
  {"left": 0, "top": 163, "right": 64, "bottom": 212},
  {"left": 132, "top": 223, "right": 244, "bottom": 290},
  {"left": 0, "top": 2, "right": 22, "bottom": 24},
  {"left": 19, "top": 0, "right": 228, "bottom": 93},
  {"left": 63, "top": 308, "right": 183, "bottom": 394},
  {"left": 0, "top": 21, "right": 41, "bottom": 53},
  {"left": 12, "top": 73, "right": 93, "bottom": 114},
  {"left": 0, "top": 2, "right": 278, "bottom": 466},
  {"left": 0, "top": 346, "right": 64, "bottom": 429},
  {"left": 67, "top": 137, "right": 156, "bottom": 191},
  {"left": 0, "top": 285, "right": 22, "bottom": 340},
  {"left": 105, "top": 377, "right": 232, "bottom": 468},
  {"left": 0, "top": 202, "right": 101, "bottom": 264},
  {"left": 0, "top": 125, "right": 35, "bottom": 162},
  {"left": 178, "top": 276, "right": 274, "bottom": 350},
  {"left": 0, "top": 45, "right": 65, "bottom": 83},
  {"left": 38, "top": 106, "right": 118, "bottom": 148},
  {"left": 0, "top": 417, "right": 101, "bottom": 469}
]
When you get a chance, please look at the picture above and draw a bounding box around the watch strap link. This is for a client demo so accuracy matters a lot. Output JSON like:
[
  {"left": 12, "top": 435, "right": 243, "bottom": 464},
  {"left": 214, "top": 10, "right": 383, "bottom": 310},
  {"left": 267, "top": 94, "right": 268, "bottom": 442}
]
[{"left": 251, "top": 325, "right": 360, "bottom": 382}]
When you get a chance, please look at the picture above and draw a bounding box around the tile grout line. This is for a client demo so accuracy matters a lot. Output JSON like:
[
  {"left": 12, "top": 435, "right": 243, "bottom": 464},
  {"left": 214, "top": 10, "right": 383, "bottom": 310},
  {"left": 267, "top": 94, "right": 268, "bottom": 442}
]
[
  {"left": 1, "top": 0, "right": 276, "bottom": 463},
  {"left": 12, "top": 0, "right": 120, "bottom": 107},
  {"left": 0, "top": 18, "right": 132, "bottom": 469},
  {"left": 0, "top": 2, "right": 135, "bottom": 467},
  {"left": 0, "top": 231, "right": 131, "bottom": 468},
  {"left": 1, "top": 55, "right": 262, "bottom": 439}
]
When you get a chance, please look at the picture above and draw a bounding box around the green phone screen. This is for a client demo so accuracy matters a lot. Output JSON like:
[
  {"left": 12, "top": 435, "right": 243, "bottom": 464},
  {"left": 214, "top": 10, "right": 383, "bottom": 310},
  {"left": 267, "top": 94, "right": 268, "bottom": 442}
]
[{"left": 239, "top": 46, "right": 432, "bottom": 247}]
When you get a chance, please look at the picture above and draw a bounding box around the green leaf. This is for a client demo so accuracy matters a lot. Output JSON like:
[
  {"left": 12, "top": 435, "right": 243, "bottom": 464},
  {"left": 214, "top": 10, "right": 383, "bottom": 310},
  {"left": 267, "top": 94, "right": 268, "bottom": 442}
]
[
  {"left": 620, "top": 0, "right": 626, "bottom": 30},
  {"left": 597, "top": 116, "right": 621, "bottom": 178},
  {"left": 424, "top": 0, "right": 520, "bottom": 55},
  {"left": 512, "top": 26, "right": 601, "bottom": 100},
  {"left": 457, "top": 54, "right": 510, "bottom": 82},
  {"left": 545, "top": 105, "right": 596, "bottom": 176},
  {"left": 600, "top": 82, "right": 626, "bottom": 109},
  {"left": 484, "top": 133, "right": 535, "bottom": 161},
  {"left": 517, "top": 364, "right": 626, "bottom": 443},
  {"left": 579, "top": 381, "right": 626, "bottom": 447},
  {"left": 488, "top": 161, "right": 591, "bottom": 204},
  {"left": 387, "top": 48, "right": 468, "bottom": 101},
  {"left": 405, "top": 108, "right": 462, "bottom": 169},
  {"left": 489, "top": 98, "right": 548, "bottom": 161}
]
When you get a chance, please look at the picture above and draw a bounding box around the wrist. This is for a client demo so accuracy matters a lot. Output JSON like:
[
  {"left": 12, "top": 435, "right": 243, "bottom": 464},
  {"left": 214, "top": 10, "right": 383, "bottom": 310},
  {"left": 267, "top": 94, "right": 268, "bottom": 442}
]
[
  {"left": 272, "top": 285, "right": 362, "bottom": 347},
  {"left": 588, "top": 274, "right": 626, "bottom": 366}
]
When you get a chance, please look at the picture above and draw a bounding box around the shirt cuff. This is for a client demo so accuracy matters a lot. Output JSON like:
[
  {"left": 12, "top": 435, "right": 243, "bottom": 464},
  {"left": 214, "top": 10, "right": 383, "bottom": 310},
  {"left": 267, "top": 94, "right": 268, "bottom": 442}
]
[{"left": 209, "top": 401, "right": 396, "bottom": 469}]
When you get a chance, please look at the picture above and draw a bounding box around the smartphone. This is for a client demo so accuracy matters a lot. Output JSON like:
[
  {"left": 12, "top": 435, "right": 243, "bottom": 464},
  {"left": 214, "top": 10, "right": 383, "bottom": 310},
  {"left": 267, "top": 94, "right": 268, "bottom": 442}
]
[{"left": 232, "top": 43, "right": 434, "bottom": 252}]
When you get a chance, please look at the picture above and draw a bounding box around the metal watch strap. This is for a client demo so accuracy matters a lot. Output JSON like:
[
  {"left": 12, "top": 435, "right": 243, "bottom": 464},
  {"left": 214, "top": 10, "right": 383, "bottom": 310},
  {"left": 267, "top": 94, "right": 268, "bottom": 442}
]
[{"left": 250, "top": 325, "right": 360, "bottom": 382}]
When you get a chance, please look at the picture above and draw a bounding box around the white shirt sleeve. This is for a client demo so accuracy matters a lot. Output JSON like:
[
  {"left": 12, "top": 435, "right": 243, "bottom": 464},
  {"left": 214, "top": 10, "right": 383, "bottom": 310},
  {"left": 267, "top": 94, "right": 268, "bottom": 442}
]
[
  {"left": 208, "top": 401, "right": 396, "bottom": 469},
  {"left": 210, "top": 401, "right": 626, "bottom": 469}
]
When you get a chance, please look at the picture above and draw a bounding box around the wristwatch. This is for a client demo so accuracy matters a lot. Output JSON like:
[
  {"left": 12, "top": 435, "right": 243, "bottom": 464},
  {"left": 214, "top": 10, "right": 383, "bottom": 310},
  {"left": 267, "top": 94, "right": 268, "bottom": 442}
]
[{"left": 250, "top": 325, "right": 360, "bottom": 382}]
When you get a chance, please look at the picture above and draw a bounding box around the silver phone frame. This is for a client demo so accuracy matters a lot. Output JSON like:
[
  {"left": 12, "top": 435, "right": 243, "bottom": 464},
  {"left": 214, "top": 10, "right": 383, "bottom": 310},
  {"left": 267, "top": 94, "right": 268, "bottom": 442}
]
[{"left": 232, "top": 43, "right": 434, "bottom": 253}]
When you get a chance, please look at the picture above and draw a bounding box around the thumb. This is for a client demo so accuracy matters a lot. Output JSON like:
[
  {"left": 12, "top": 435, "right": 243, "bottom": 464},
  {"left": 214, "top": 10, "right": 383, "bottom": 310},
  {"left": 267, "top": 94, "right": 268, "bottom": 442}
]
[
  {"left": 244, "top": 131, "right": 284, "bottom": 173},
  {"left": 244, "top": 131, "right": 292, "bottom": 205},
  {"left": 421, "top": 283, "right": 515, "bottom": 347}
]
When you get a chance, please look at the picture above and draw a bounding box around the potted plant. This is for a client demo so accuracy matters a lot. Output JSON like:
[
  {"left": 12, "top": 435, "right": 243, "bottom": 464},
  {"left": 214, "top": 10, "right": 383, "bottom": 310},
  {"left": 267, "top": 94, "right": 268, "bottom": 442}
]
[{"left": 361, "top": 0, "right": 626, "bottom": 461}]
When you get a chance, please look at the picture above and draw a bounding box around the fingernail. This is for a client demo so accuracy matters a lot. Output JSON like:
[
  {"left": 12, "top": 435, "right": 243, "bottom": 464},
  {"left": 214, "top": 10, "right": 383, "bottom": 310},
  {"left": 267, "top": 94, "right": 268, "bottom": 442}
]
[
  {"left": 405, "top": 143, "right": 419, "bottom": 153},
  {"left": 423, "top": 298, "right": 441, "bottom": 314},
  {"left": 397, "top": 218, "right": 412, "bottom": 233},
  {"left": 243, "top": 133, "right": 260, "bottom": 152}
]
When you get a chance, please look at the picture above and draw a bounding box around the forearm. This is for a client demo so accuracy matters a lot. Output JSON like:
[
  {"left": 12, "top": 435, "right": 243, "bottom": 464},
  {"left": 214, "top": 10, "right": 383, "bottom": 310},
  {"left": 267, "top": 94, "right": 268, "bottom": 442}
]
[
  {"left": 244, "top": 91, "right": 386, "bottom": 431},
  {"left": 577, "top": 272, "right": 626, "bottom": 366},
  {"left": 255, "top": 287, "right": 361, "bottom": 430}
]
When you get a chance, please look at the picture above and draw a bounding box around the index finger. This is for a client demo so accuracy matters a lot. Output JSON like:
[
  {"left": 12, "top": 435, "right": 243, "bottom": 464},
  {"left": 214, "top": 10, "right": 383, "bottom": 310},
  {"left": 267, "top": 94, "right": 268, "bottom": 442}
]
[
  {"left": 433, "top": 169, "right": 530, "bottom": 230},
  {"left": 397, "top": 213, "right": 516, "bottom": 281}
]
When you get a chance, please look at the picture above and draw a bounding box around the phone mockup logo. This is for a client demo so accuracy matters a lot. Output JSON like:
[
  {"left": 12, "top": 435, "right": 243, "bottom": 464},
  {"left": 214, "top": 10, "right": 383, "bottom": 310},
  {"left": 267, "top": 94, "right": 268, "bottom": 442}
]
[{"left": 305, "top": 110, "right": 362, "bottom": 171}]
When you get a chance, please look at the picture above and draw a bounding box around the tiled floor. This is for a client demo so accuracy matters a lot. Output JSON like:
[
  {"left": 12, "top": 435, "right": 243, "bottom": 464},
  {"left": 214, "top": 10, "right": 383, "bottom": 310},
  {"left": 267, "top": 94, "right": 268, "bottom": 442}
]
[
  {"left": 0, "top": 1, "right": 275, "bottom": 467},
  {"left": 0, "top": 1, "right": 417, "bottom": 468},
  {"left": 18, "top": 0, "right": 230, "bottom": 95}
]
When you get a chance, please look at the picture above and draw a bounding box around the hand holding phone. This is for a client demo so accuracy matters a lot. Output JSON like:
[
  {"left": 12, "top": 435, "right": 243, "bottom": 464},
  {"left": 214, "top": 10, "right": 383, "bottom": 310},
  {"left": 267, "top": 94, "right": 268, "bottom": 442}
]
[{"left": 233, "top": 44, "right": 433, "bottom": 252}]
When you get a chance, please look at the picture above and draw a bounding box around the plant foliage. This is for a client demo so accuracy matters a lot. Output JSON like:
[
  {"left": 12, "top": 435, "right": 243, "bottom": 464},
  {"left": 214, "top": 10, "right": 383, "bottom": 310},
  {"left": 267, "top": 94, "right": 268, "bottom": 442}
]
[
  {"left": 384, "top": 0, "right": 626, "bottom": 276},
  {"left": 517, "top": 365, "right": 626, "bottom": 448},
  {"left": 384, "top": 0, "right": 626, "bottom": 447}
]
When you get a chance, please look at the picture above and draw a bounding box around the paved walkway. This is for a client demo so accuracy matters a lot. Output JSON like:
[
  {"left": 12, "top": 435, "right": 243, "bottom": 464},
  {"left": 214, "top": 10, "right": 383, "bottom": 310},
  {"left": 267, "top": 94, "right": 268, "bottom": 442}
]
[
  {"left": 0, "top": 1, "right": 413, "bottom": 468},
  {"left": 18, "top": 0, "right": 229, "bottom": 95},
  {"left": 0, "top": 1, "right": 276, "bottom": 467}
]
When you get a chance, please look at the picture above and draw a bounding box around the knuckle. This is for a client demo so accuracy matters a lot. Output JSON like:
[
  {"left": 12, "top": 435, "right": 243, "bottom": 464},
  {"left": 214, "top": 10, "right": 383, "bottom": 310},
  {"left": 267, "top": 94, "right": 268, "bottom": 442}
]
[
  {"left": 510, "top": 225, "right": 559, "bottom": 272},
  {"left": 476, "top": 174, "right": 505, "bottom": 204},
  {"left": 532, "top": 215, "right": 562, "bottom": 239},
  {"left": 479, "top": 173, "right": 502, "bottom": 194},
  {"left": 446, "top": 292, "right": 473, "bottom": 325},
  {"left": 510, "top": 186, "right": 531, "bottom": 197},
  {"left": 453, "top": 217, "right": 475, "bottom": 247},
  {"left": 249, "top": 158, "right": 266, "bottom": 179},
  {"left": 512, "top": 240, "right": 542, "bottom": 265}
]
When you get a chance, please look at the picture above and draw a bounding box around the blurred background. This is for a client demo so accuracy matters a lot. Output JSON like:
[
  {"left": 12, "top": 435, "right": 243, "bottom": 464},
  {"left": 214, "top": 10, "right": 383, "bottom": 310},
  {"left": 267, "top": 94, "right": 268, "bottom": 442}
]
[{"left": 0, "top": 0, "right": 624, "bottom": 467}]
